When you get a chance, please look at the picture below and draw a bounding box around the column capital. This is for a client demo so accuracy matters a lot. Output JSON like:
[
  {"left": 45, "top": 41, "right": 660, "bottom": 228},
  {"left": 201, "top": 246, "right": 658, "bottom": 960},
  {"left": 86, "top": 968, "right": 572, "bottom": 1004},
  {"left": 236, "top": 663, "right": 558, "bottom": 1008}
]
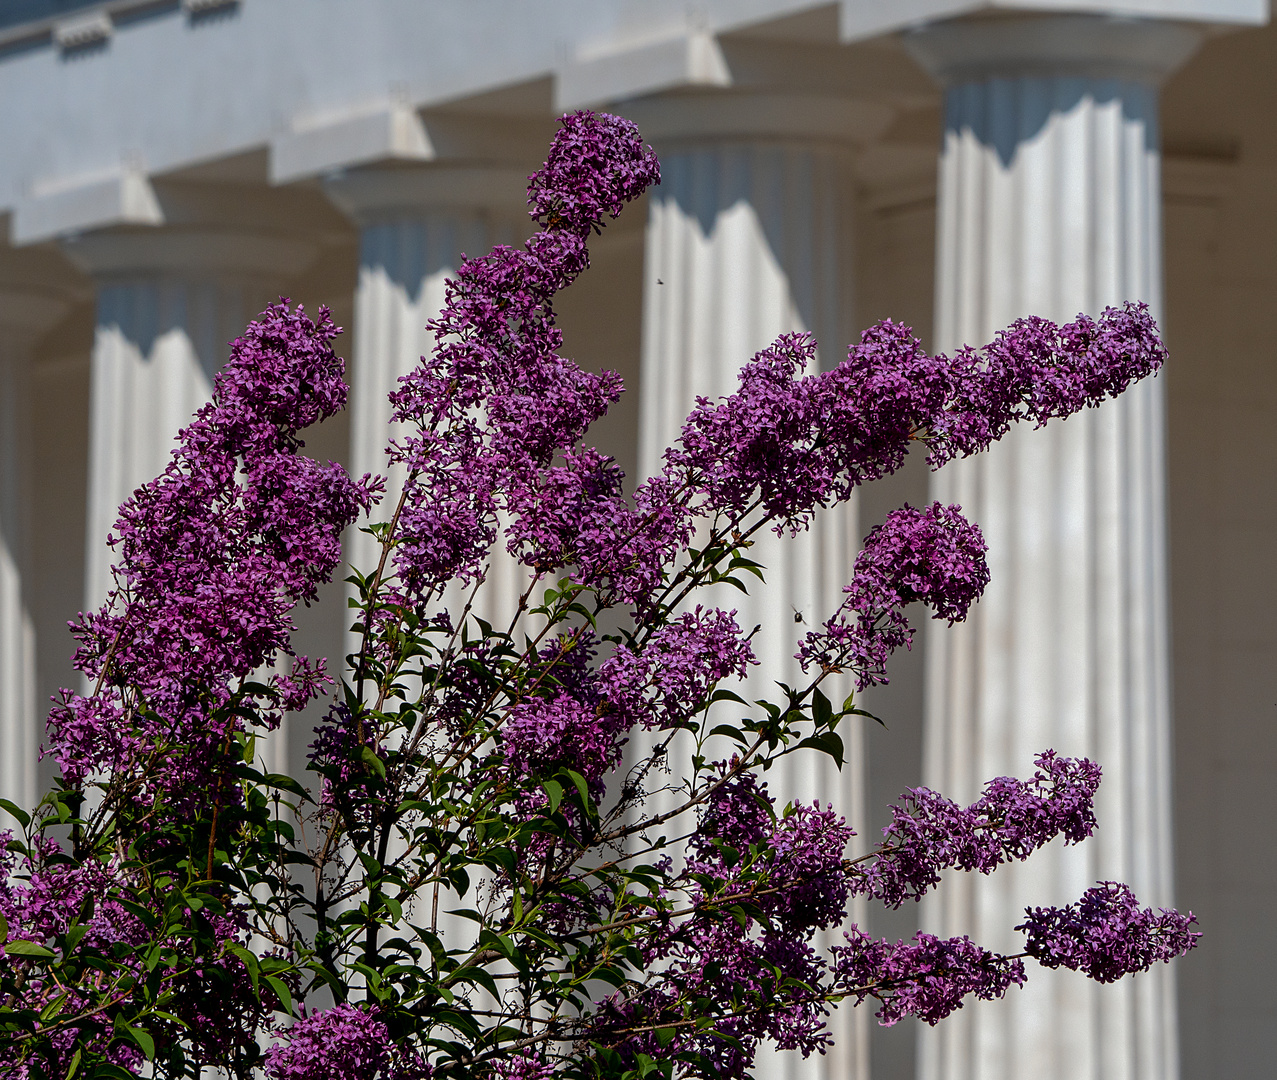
[
  {"left": 0, "top": 245, "right": 89, "bottom": 347},
  {"left": 617, "top": 90, "right": 892, "bottom": 151},
  {"left": 59, "top": 227, "right": 319, "bottom": 284},
  {"left": 322, "top": 164, "right": 532, "bottom": 226},
  {"left": 903, "top": 14, "right": 1205, "bottom": 87}
]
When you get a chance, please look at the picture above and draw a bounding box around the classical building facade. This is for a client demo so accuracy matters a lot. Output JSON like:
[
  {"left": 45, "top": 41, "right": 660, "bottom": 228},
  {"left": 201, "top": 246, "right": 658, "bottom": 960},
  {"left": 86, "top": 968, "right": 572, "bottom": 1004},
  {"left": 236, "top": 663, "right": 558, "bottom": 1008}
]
[{"left": 0, "top": 2, "right": 1272, "bottom": 1077}]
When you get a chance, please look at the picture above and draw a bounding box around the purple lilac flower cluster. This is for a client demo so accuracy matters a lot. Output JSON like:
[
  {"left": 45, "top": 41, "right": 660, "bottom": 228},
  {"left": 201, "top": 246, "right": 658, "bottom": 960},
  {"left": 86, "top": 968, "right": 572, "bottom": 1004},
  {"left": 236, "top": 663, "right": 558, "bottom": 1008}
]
[
  {"left": 0, "top": 834, "right": 146, "bottom": 1075},
  {"left": 497, "top": 609, "right": 754, "bottom": 805},
  {"left": 689, "top": 769, "right": 775, "bottom": 862},
  {"left": 798, "top": 501, "right": 989, "bottom": 688},
  {"left": 931, "top": 307, "right": 1168, "bottom": 461},
  {"left": 595, "top": 792, "right": 854, "bottom": 1076},
  {"left": 1018, "top": 882, "right": 1200, "bottom": 983},
  {"left": 833, "top": 928, "right": 1027, "bottom": 1025},
  {"left": 387, "top": 110, "right": 1161, "bottom": 636},
  {"left": 687, "top": 777, "right": 853, "bottom": 929},
  {"left": 9, "top": 110, "right": 1193, "bottom": 1078},
  {"left": 0, "top": 831, "right": 284, "bottom": 1071},
  {"left": 265, "top": 1003, "right": 428, "bottom": 1080},
  {"left": 386, "top": 112, "right": 661, "bottom": 600},
  {"left": 861, "top": 751, "right": 1102, "bottom": 908},
  {"left": 600, "top": 607, "right": 756, "bottom": 732},
  {"left": 488, "top": 1051, "right": 556, "bottom": 1080},
  {"left": 669, "top": 333, "right": 834, "bottom": 525},
  {"left": 0, "top": 835, "right": 145, "bottom": 952},
  {"left": 766, "top": 803, "right": 855, "bottom": 931},
  {"left": 46, "top": 302, "right": 376, "bottom": 804},
  {"left": 600, "top": 927, "right": 833, "bottom": 1080},
  {"left": 664, "top": 308, "right": 1164, "bottom": 541},
  {"left": 502, "top": 632, "right": 626, "bottom": 793},
  {"left": 527, "top": 110, "right": 661, "bottom": 234},
  {"left": 166, "top": 917, "right": 294, "bottom": 1065},
  {"left": 686, "top": 783, "right": 853, "bottom": 932},
  {"left": 307, "top": 701, "right": 384, "bottom": 813}
]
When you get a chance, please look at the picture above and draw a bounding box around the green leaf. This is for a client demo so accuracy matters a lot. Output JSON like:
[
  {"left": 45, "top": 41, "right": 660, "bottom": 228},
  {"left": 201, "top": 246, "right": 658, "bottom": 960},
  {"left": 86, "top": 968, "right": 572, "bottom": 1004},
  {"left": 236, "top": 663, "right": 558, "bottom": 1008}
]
[
  {"left": 708, "top": 724, "right": 748, "bottom": 746},
  {"left": 64, "top": 1049, "right": 82, "bottom": 1080},
  {"left": 227, "top": 944, "right": 260, "bottom": 990},
  {"left": 5, "top": 940, "right": 54, "bottom": 959},
  {"left": 262, "top": 773, "right": 312, "bottom": 802},
  {"left": 264, "top": 975, "right": 294, "bottom": 1016},
  {"left": 796, "top": 731, "right": 844, "bottom": 769},
  {"left": 812, "top": 688, "right": 833, "bottom": 730},
  {"left": 541, "top": 779, "right": 564, "bottom": 815},
  {"left": 38, "top": 993, "right": 68, "bottom": 1022},
  {"left": 847, "top": 704, "right": 887, "bottom": 728},
  {"left": 564, "top": 769, "right": 594, "bottom": 816},
  {"left": 124, "top": 1024, "right": 155, "bottom": 1060},
  {"left": 0, "top": 799, "right": 29, "bottom": 828},
  {"left": 360, "top": 745, "right": 387, "bottom": 779}
]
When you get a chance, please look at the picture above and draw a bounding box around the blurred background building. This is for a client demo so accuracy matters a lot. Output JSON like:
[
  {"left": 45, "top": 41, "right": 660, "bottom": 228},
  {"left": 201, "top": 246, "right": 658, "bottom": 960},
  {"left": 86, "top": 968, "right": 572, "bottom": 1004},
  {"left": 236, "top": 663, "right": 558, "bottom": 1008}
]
[{"left": 0, "top": 2, "right": 1273, "bottom": 1077}]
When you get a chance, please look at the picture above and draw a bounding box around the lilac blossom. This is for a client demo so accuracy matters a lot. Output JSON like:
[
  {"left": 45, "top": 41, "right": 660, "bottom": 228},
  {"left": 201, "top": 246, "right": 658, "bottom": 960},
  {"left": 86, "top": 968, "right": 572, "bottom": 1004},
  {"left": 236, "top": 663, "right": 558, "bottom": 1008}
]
[
  {"left": 765, "top": 803, "right": 855, "bottom": 932},
  {"left": 798, "top": 502, "right": 989, "bottom": 688},
  {"left": 861, "top": 752, "right": 1102, "bottom": 908},
  {"left": 601, "top": 607, "right": 756, "bottom": 731},
  {"left": 932, "top": 305, "right": 1168, "bottom": 463},
  {"left": 0, "top": 836, "right": 145, "bottom": 952},
  {"left": 0, "top": 832, "right": 285, "bottom": 1070},
  {"left": 386, "top": 112, "right": 658, "bottom": 599},
  {"left": 46, "top": 302, "right": 377, "bottom": 802},
  {"left": 670, "top": 333, "right": 828, "bottom": 525},
  {"left": 265, "top": 1003, "right": 427, "bottom": 1080},
  {"left": 599, "top": 920, "right": 833, "bottom": 1080},
  {"left": 662, "top": 306, "right": 1163, "bottom": 543},
  {"left": 527, "top": 110, "right": 661, "bottom": 235},
  {"left": 506, "top": 693, "right": 624, "bottom": 791},
  {"left": 1, "top": 836, "right": 146, "bottom": 1076},
  {"left": 687, "top": 795, "right": 852, "bottom": 934},
  {"left": 833, "top": 928, "right": 1026, "bottom": 1025},
  {"left": 488, "top": 1051, "right": 555, "bottom": 1080},
  {"left": 503, "top": 632, "right": 628, "bottom": 792},
  {"left": 504, "top": 446, "right": 628, "bottom": 573},
  {"left": 308, "top": 700, "right": 386, "bottom": 814},
  {"left": 689, "top": 769, "right": 775, "bottom": 863},
  {"left": 5, "top": 109, "right": 1196, "bottom": 1078},
  {"left": 1018, "top": 882, "right": 1200, "bottom": 983}
]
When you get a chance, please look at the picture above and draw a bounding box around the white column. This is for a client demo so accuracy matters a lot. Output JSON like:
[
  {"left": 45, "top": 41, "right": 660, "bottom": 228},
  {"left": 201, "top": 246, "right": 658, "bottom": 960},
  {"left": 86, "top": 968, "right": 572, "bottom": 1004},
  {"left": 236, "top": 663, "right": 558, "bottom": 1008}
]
[
  {"left": 625, "top": 93, "right": 882, "bottom": 1080},
  {"left": 63, "top": 231, "right": 318, "bottom": 616},
  {"left": 324, "top": 166, "right": 530, "bottom": 625},
  {"left": 0, "top": 287, "right": 68, "bottom": 818},
  {"left": 905, "top": 17, "right": 1201, "bottom": 1080}
]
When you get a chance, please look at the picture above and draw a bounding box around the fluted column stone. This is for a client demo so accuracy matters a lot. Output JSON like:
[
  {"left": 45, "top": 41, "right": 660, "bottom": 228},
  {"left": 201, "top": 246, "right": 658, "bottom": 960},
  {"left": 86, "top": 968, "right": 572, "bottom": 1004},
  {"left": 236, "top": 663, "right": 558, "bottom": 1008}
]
[
  {"left": 0, "top": 287, "right": 69, "bottom": 818},
  {"left": 623, "top": 91, "right": 889, "bottom": 1080},
  {"left": 904, "top": 17, "right": 1201, "bottom": 1080},
  {"left": 324, "top": 165, "right": 530, "bottom": 626}
]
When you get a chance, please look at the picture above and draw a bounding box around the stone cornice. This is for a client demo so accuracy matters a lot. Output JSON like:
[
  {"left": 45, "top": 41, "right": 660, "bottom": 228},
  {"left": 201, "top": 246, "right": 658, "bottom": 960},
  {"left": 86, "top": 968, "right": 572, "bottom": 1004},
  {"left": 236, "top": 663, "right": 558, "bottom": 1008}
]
[
  {"left": 903, "top": 14, "right": 1206, "bottom": 86},
  {"left": 321, "top": 164, "right": 532, "bottom": 225},
  {"left": 840, "top": 0, "right": 1267, "bottom": 44}
]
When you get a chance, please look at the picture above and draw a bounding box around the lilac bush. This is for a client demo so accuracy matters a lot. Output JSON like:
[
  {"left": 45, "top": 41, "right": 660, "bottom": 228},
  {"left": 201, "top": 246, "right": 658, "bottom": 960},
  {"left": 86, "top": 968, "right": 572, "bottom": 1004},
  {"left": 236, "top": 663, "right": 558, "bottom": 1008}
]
[{"left": 0, "top": 110, "right": 1196, "bottom": 1080}]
